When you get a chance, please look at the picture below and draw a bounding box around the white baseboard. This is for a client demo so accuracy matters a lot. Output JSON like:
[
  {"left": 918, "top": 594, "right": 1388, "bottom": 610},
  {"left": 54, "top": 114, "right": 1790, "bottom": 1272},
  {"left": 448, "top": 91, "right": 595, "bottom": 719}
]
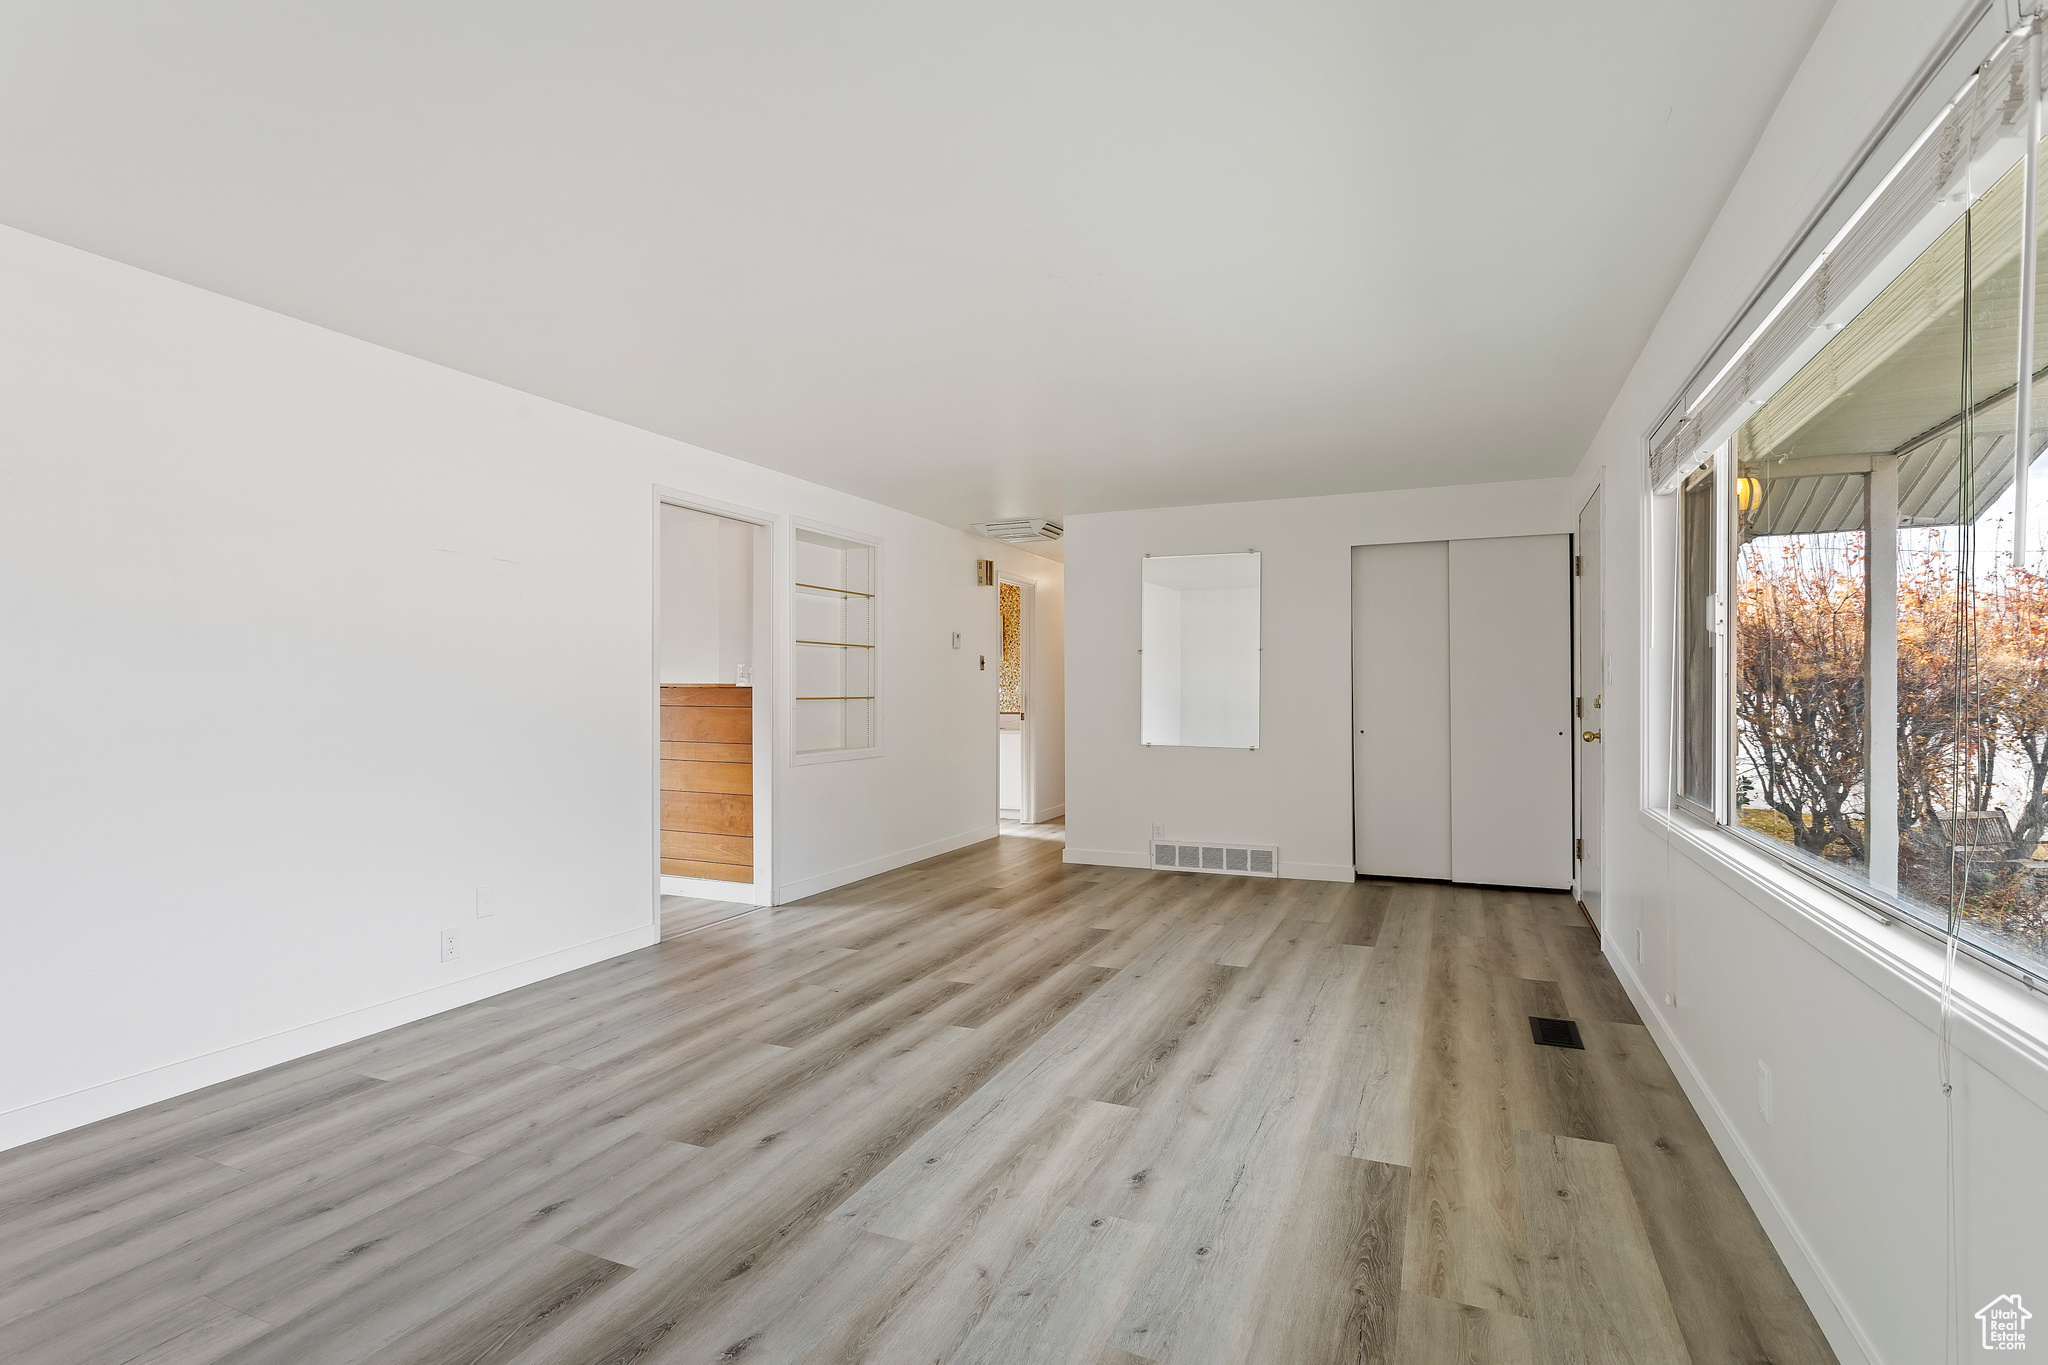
[
  {"left": 659, "top": 874, "right": 764, "bottom": 905},
  {"left": 0, "top": 923, "right": 660, "bottom": 1154},
  {"left": 1606, "top": 950, "right": 1882, "bottom": 1365},
  {"left": 1279, "top": 860, "right": 1355, "bottom": 884},
  {"left": 1062, "top": 847, "right": 1352, "bottom": 884},
  {"left": 777, "top": 824, "right": 999, "bottom": 904},
  {"left": 1028, "top": 803, "right": 1065, "bottom": 822},
  {"left": 1063, "top": 847, "right": 1150, "bottom": 869}
]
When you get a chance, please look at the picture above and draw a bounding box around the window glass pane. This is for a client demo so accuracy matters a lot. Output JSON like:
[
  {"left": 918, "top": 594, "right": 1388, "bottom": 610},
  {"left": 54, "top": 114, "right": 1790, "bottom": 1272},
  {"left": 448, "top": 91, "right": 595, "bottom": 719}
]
[
  {"left": 1731, "top": 144, "right": 2048, "bottom": 981},
  {"left": 1679, "top": 466, "right": 1717, "bottom": 808},
  {"left": 1730, "top": 455, "right": 1867, "bottom": 875}
]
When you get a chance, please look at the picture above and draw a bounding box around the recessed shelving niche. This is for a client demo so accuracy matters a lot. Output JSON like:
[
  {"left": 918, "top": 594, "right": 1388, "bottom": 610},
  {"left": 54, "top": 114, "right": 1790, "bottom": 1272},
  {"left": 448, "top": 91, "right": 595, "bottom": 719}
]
[{"left": 792, "top": 525, "right": 879, "bottom": 760}]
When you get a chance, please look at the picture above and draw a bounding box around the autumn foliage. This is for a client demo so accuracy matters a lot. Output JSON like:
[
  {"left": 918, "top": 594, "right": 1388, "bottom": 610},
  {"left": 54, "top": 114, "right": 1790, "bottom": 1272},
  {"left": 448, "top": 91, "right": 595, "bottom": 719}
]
[{"left": 1735, "top": 537, "right": 2048, "bottom": 961}]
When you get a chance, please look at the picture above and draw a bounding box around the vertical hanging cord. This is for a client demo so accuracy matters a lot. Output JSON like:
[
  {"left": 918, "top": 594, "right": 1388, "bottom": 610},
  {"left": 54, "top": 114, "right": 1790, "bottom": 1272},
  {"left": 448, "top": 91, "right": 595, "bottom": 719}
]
[{"left": 1941, "top": 156, "right": 1983, "bottom": 1365}]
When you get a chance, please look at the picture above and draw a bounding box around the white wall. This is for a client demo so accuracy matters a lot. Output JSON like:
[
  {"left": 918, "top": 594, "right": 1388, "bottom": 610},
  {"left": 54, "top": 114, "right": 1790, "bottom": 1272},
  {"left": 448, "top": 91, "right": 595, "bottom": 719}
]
[
  {"left": 659, "top": 504, "right": 754, "bottom": 686},
  {"left": 0, "top": 223, "right": 1063, "bottom": 1150},
  {"left": 1066, "top": 480, "right": 1572, "bottom": 880},
  {"left": 1573, "top": 2, "right": 2048, "bottom": 1362}
]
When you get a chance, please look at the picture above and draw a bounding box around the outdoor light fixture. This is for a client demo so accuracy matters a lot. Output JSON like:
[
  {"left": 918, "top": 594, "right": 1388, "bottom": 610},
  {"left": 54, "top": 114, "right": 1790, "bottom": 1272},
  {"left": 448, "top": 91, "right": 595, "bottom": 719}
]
[{"left": 1735, "top": 474, "right": 1762, "bottom": 513}]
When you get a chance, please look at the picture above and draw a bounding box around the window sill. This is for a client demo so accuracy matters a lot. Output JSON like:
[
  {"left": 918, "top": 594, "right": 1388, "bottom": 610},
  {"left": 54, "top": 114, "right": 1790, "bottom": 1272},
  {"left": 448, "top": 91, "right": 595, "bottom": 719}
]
[{"left": 1639, "top": 805, "right": 2048, "bottom": 1115}]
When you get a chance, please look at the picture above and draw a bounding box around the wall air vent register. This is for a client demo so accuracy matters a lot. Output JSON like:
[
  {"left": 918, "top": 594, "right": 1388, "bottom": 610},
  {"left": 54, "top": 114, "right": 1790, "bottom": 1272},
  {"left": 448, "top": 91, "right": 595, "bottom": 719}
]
[
  {"left": 1150, "top": 840, "right": 1278, "bottom": 877},
  {"left": 972, "top": 518, "right": 1063, "bottom": 544}
]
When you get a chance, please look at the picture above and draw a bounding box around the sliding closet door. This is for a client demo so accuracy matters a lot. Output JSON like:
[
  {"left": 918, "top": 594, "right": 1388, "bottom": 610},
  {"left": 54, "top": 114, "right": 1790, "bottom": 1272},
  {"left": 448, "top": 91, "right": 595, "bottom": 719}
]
[
  {"left": 1352, "top": 542, "right": 1451, "bottom": 879},
  {"left": 1447, "top": 535, "right": 1572, "bottom": 888}
]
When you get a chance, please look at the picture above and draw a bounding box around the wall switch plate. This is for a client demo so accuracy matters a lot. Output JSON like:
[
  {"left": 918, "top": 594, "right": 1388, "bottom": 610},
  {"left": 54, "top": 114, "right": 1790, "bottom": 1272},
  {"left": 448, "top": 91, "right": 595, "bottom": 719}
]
[
  {"left": 475, "top": 887, "right": 496, "bottom": 919},
  {"left": 1756, "top": 1060, "right": 1773, "bottom": 1124},
  {"left": 1636, "top": 928, "right": 1643, "bottom": 963},
  {"left": 951, "top": 632, "right": 961, "bottom": 649},
  {"left": 441, "top": 928, "right": 460, "bottom": 962}
]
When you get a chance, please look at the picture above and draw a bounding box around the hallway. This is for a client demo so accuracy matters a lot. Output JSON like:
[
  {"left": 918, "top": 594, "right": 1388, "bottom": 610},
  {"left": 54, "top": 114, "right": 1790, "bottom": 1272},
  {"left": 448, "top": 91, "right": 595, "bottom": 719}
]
[{"left": 0, "top": 831, "right": 1831, "bottom": 1364}]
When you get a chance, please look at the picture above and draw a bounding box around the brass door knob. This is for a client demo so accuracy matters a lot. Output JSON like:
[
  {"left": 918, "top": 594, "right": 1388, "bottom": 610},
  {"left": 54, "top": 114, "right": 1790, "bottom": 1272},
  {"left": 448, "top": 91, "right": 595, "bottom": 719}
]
[{"left": 1582, "top": 730, "right": 1602, "bottom": 742}]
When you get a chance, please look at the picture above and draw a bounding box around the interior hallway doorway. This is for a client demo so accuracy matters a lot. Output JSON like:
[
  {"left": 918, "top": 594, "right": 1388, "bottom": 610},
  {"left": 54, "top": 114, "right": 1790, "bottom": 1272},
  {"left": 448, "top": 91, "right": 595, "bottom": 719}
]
[{"left": 997, "top": 574, "right": 1036, "bottom": 823}]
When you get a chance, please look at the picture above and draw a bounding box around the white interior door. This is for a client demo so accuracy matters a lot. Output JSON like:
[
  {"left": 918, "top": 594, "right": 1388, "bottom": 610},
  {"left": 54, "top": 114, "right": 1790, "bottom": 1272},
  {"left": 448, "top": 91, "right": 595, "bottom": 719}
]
[
  {"left": 1352, "top": 542, "right": 1451, "bottom": 879},
  {"left": 1448, "top": 535, "right": 1573, "bottom": 888},
  {"left": 1575, "top": 489, "right": 1605, "bottom": 929}
]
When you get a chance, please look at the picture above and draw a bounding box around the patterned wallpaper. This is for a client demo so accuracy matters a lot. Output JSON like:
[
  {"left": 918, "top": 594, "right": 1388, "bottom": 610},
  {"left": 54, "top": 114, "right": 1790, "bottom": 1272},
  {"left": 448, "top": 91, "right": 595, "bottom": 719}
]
[{"left": 999, "top": 582, "right": 1022, "bottom": 713}]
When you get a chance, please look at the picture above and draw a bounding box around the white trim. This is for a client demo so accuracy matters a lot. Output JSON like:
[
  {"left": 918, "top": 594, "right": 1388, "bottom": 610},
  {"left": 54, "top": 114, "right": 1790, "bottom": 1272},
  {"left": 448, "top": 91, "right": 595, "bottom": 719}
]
[
  {"left": 1063, "top": 847, "right": 1150, "bottom": 869},
  {"left": 1643, "top": 807, "right": 2048, "bottom": 1115},
  {"left": 1606, "top": 945, "right": 1883, "bottom": 1365},
  {"left": 653, "top": 484, "right": 782, "bottom": 910},
  {"left": 776, "top": 823, "right": 998, "bottom": 903},
  {"left": 0, "top": 924, "right": 659, "bottom": 1153},
  {"left": 659, "top": 874, "right": 765, "bottom": 905},
  {"left": 1029, "top": 803, "right": 1065, "bottom": 821}
]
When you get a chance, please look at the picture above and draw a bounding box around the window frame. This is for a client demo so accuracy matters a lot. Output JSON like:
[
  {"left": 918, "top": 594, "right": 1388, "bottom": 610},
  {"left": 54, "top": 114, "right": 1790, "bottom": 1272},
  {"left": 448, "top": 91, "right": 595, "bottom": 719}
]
[{"left": 1674, "top": 425, "right": 2048, "bottom": 997}]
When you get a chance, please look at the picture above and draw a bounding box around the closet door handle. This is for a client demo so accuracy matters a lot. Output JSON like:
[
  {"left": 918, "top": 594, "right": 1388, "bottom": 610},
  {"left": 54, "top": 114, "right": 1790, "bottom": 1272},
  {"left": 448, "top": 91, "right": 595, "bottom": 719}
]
[{"left": 1582, "top": 730, "right": 1602, "bottom": 742}]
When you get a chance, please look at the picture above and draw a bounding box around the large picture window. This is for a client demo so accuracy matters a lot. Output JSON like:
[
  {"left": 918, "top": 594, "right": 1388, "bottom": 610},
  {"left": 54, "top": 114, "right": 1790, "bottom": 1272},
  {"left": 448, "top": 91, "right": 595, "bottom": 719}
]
[{"left": 1674, "top": 48, "right": 2048, "bottom": 985}]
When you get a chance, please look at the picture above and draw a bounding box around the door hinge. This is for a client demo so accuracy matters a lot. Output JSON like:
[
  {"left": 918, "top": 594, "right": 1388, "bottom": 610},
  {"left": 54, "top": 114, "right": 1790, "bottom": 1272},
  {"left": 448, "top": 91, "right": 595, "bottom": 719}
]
[
  {"left": 1575, "top": 837, "right": 1584, "bottom": 860},
  {"left": 1575, "top": 696, "right": 1583, "bottom": 717},
  {"left": 1574, "top": 554, "right": 1582, "bottom": 576}
]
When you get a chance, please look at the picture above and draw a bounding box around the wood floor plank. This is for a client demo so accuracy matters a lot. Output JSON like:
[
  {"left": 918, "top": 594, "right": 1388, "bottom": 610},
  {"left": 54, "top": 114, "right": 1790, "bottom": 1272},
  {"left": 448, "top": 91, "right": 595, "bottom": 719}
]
[
  {"left": 1574, "top": 1020, "right": 1837, "bottom": 1365},
  {"left": 796, "top": 1099, "right": 1134, "bottom": 1363},
  {"left": 1402, "top": 932, "right": 1529, "bottom": 1318},
  {"left": 0, "top": 831, "right": 1832, "bottom": 1365},
  {"left": 1394, "top": 1291, "right": 1533, "bottom": 1365},
  {"left": 945, "top": 1206, "right": 1160, "bottom": 1365},
  {"left": 1539, "top": 924, "right": 1641, "bottom": 1025},
  {"left": 1515, "top": 1131, "right": 1689, "bottom": 1365},
  {"left": 1316, "top": 893, "right": 1434, "bottom": 1165},
  {"left": 1244, "top": 1151, "right": 1408, "bottom": 1365},
  {"left": 1107, "top": 943, "right": 1370, "bottom": 1363},
  {"left": 122, "top": 1296, "right": 275, "bottom": 1365}
]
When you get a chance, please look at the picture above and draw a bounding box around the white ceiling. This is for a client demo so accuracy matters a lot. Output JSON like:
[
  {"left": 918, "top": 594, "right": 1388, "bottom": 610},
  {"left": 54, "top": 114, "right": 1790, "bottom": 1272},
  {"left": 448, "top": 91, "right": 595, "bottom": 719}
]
[{"left": 0, "top": 2, "right": 1833, "bottom": 542}]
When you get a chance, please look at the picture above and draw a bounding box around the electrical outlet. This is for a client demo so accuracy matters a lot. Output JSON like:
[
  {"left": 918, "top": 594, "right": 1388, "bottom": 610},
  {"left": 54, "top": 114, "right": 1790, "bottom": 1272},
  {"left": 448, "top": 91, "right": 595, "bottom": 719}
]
[
  {"left": 474, "top": 887, "right": 496, "bottom": 919},
  {"left": 1152, "top": 822, "right": 1164, "bottom": 838},
  {"left": 441, "top": 928, "right": 460, "bottom": 962},
  {"left": 736, "top": 663, "right": 752, "bottom": 685},
  {"left": 1756, "top": 1060, "right": 1773, "bottom": 1124}
]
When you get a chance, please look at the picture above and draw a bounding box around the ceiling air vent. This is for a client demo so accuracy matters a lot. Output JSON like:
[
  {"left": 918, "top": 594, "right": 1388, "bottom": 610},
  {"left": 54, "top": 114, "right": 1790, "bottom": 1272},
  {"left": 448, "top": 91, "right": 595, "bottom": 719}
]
[
  {"left": 972, "top": 518, "right": 1063, "bottom": 544},
  {"left": 1150, "top": 840, "right": 1278, "bottom": 878}
]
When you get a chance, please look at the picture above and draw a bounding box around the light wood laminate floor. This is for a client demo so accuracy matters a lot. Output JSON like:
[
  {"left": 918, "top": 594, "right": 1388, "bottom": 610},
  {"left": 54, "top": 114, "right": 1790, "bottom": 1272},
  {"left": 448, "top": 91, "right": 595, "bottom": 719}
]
[{"left": 0, "top": 827, "right": 1835, "bottom": 1365}]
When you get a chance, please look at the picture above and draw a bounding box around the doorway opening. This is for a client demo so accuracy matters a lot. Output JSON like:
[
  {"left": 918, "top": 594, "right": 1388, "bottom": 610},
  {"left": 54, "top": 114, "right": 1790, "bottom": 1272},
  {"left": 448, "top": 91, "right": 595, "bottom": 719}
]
[
  {"left": 658, "top": 497, "right": 772, "bottom": 911},
  {"left": 997, "top": 574, "right": 1034, "bottom": 824}
]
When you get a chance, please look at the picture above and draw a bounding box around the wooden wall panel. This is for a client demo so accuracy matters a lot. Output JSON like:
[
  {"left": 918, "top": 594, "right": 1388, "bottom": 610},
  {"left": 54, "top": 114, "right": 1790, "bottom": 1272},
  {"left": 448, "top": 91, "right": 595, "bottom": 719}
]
[
  {"left": 661, "top": 707, "right": 752, "bottom": 744},
  {"left": 662, "top": 742, "right": 751, "bottom": 764},
  {"left": 662, "top": 790, "right": 752, "bottom": 837},
  {"left": 661, "top": 685, "right": 752, "bottom": 707},
  {"left": 658, "top": 685, "right": 754, "bottom": 879},
  {"left": 661, "top": 760, "right": 752, "bottom": 795},
  {"left": 662, "top": 831, "right": 754, "bottom": 865},
  {"left": 661, "top": 858, "right": 754, "bottom": 882}
]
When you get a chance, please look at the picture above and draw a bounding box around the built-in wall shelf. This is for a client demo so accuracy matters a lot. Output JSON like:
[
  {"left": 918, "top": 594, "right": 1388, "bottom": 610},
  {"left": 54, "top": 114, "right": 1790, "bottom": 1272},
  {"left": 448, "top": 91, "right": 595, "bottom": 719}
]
[{"left": 792, "top": 525, "right": 880, "bottom": 761}]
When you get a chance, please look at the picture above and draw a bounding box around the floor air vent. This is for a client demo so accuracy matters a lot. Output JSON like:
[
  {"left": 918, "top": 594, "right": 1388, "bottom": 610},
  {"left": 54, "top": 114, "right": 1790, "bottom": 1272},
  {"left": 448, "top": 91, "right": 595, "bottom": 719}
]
[
  {"left": 1528, "top": 1016, "right": 1585, "bottom": 1050},
  {"left": 1151, "top": 840, "right": 1278, "bottom": 878}
]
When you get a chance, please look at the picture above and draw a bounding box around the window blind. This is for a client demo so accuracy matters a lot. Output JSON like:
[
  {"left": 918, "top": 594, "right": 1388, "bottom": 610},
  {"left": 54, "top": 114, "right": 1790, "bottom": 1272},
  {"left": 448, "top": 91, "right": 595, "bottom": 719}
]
[{"left": 1651, "top": 33, "right": 2034, "bottom": 494}]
